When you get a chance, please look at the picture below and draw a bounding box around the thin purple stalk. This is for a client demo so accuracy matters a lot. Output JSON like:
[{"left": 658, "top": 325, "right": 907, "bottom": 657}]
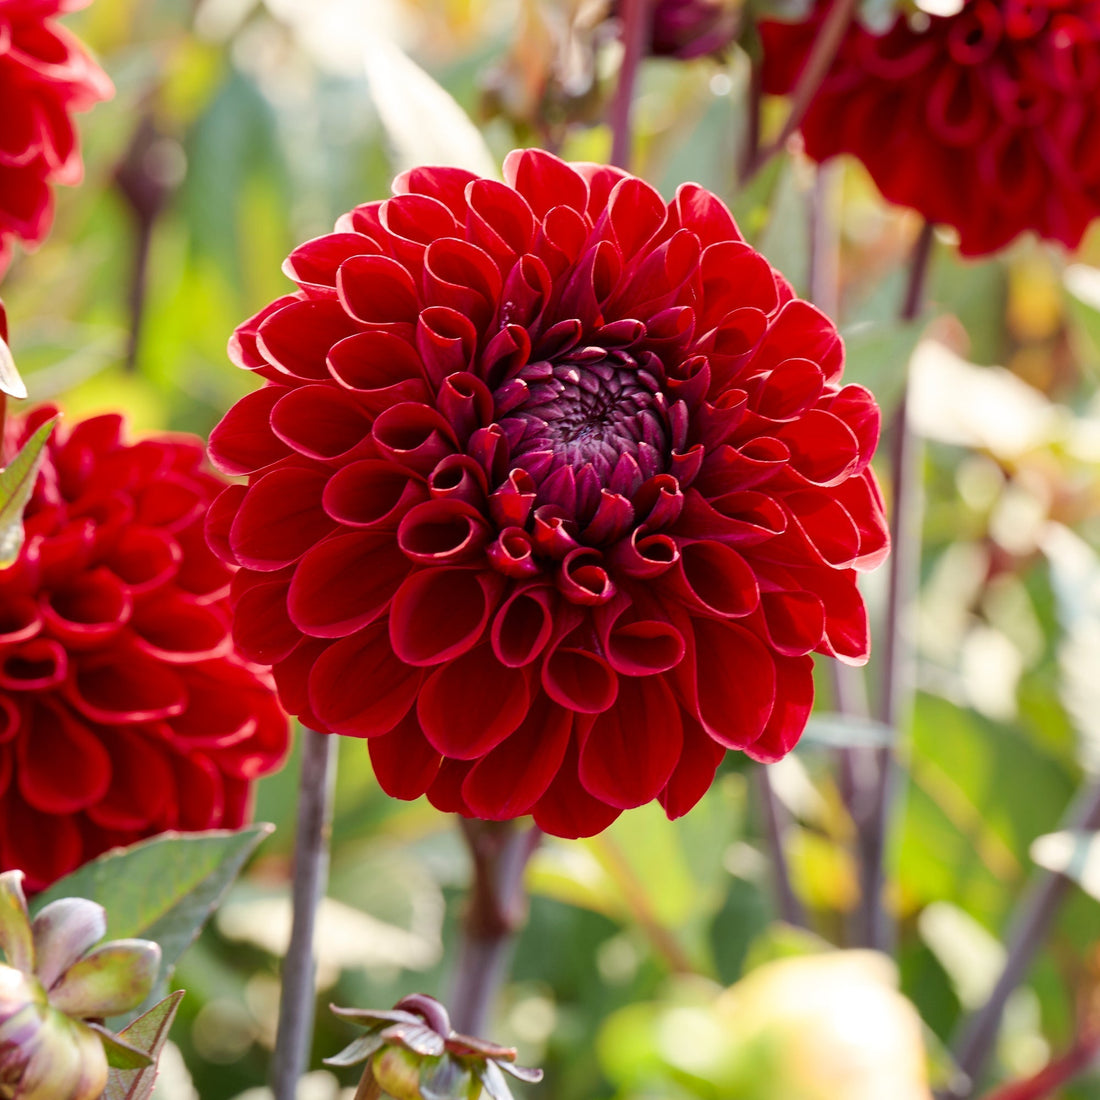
[
  {"left": 807, "top": 163, "right": 840, "bottom": 319},
  {"left": 855, "top": 220, "right": 935, "bottom": 952},
  {"left": 271, "top": 728, "right": 338, "bottom": 1100},
  {"left": 755, "top": 768, "right": 807, "bottom": 927},
  {"left": 941, "top": 777, "right": 1100, "bottom": 1100},
  {"left": 609, "top": 0, "right": 653, "bottom": 170},
  {"left": 743, "top": 0, "right": 857, "bottom": 180},
  {"left": 449, "top": 819, "right": 541, "bottom": 1038}
]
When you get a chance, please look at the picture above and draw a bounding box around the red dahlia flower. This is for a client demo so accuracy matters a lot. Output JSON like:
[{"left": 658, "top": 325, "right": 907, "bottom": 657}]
[
  {"left": 207, "top": 149, "right": 888, "bottom": 839},
  {"left": 760, "top": 0, "right": 1100, "bottom": 256},
  {"left": 0, "top": 406, "right": 289, "bottom": 891},
  {"left": 0, "top": 0, "right": 113, "bottom": 273}
]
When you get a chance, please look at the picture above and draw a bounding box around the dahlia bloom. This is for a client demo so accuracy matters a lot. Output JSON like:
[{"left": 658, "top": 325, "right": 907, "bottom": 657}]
[
  {"left": 759, "top": 0, "right": 1100, "bottom": 256},
  {"left": 0, "top": 406, "right": 289, "bottom": 891},
  {"left": 0, "top": 0, "right": 113, "bottom": 273},
  {"left": 208, "top": 149, "right": 888, "bottom": 838}
]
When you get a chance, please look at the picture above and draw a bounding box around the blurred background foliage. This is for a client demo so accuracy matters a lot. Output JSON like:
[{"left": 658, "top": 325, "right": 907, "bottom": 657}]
[{"left": 5, "top": 0, "right": 1100, "bottom": 1097}]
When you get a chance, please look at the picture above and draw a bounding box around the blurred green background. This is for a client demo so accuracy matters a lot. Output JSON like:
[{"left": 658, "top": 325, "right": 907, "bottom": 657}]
[{"left": 6, "top": 1, "right": 1100, "bottom": 1097}]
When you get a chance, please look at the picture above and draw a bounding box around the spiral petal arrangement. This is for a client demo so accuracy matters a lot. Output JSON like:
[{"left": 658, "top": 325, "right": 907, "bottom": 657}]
[{"left": 208, "top": 149, "right": 888, "bottom": 838}]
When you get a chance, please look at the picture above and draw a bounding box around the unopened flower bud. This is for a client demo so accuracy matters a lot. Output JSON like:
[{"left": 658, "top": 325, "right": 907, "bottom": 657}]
[
  {"left": 327, "top": 994, "right": 542, "bottom": 1100},
  {"left": 371, "top": 1046, "right": 425, "bottom": 1100},
  {"left": 0, "top": 871, "right": 160, "bottom": 1100}
]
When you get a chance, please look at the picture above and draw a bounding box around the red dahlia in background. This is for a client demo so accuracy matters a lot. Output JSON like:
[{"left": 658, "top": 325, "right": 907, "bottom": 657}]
[
  {"left": 0, "top": 0, "right": 113, "bottom": 274},
  {"left": 208, "top": 149, "right": 888, "bottom": 839},
  {"left": 760, "top": 0, "right": 1100, "bottom": 256},
  {"left": 0, "top": 404, "right": 288, "bottom": 890}
]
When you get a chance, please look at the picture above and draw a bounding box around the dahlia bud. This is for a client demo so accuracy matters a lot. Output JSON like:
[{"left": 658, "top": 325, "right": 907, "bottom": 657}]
[
  {"left": 613, "top": 0, "right": 740, "bottom": 59},
  {"left": 326, "top": 993, "right": 542, "bottom": 1100},
  {"left": 0, "top": 870, "right": 160, "bottom": 1100}
]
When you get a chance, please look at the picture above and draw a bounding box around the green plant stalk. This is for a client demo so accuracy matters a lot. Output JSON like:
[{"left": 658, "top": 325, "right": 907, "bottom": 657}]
[{"left": 271, "top": 729, "right": 338, "bottom": 1100}]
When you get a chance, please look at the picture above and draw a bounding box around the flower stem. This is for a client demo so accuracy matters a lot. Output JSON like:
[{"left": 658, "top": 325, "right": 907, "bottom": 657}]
[
  {"left": 271, "top": 728, "right": 338, "bottom": 1100},
  {"left": 754, "top": 767, "right": 807, "bottom": 928},
  {"left": 974, "top": 1033, "right": 1100, "bottom": 1100},
  {"left": 942, "top": 777, "right": 1100, "bottom": 1099},
  {"left": 609, "top": 0, "right": 653, "bottom": 170},
  {"left": 449, "top": 819, "right": 541, "bottom": 1038},
  {"left": 856, "top": 220, "right": 935, "bottom": 952},
  {"left": 742, "top": 0, "right": 858, "bottom": 180}
]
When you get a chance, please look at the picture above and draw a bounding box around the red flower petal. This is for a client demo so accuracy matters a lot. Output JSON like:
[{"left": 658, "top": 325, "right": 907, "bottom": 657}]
[
  {"left": 388, "top": 567, "right": 500, "bottom": 667},
  {"left": 287, "top": 532, "right": 407, "bottom": 638},
  {"left": 418, "top": 645, "right": 529, "bottom": 759},
  {"left": 578, "top": 674, "right": 683, "bottom": 808},
  {"left": 309, "top": 623, "right": 423, "bottom": 736},
  {"left": 369, "top": 712, "right": 442, "bottom": 799},
  {"left": 461, "top": 695, "right": 572, "bottom": 819}
]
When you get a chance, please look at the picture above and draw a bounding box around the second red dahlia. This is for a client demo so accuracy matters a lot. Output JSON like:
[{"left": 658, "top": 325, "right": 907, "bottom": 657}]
[
  {"left": 0, "top": 405, "right": 289, "bottom": 891},
  {"left": 0, "top": 0, "right": 113, "bottom": 273},
  {"left": 208, "top": 149, "right": 889, "bottom": 839},
  {"left": 760, "top": 0, "right": 1100, "bottom": 255}
]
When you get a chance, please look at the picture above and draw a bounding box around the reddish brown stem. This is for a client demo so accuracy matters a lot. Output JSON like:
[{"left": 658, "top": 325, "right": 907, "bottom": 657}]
[
  {"left": 449, "top": 819, "right": 541, "bottom": 1038},
  {"left": 743, "top": 0, "right": 858, "bottom": 180},
  {"left": 978, "top": 1035, "right": 1100, "bottom": 1100}
]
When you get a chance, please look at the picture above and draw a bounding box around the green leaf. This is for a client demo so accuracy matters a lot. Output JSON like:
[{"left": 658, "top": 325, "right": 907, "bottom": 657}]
[
  {"left": 0, "top": 332, "right": 26, "bottom": 400},
  {"left": 32, "top": 826, "right": 273, "bottom": 1012},
  {"left": 798, "top": 713, "right": 893, "bottom": 749},
  {"left": 0, "top": 416, "right": 56, "bottom": 569},
  {"left": 102, "top": 990, "right": 185, "bottom": 1100}
]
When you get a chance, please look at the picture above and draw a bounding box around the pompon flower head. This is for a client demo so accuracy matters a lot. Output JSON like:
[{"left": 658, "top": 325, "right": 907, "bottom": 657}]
[
  {"left": 207, "top": 149, "right": 888, "bottom": 839},
  {"left": 759, "top": 0, "right": 1100, "bottom": 256},
  {"left": 0, "top": 406, "right": 289, "bottom": 891},
  {"left": 0, "top": 0, "right": 113, "bottom": 274}
]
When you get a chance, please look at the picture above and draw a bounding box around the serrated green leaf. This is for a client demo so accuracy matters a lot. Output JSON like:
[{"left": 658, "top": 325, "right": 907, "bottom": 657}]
[
  {"left": 798, "top": 713, "right": 893, "bottom": 749},
  {"left": 102, "top": 990, "right": 185, "bottom": 1100},
  {"left": 0, "top": 332, "right": 26, "bottom": 400},
  {"left": 32, "top": 826, "right": 272, "bottom": 1016},
  {"left": 0, "top": 416, "right": 55, "bottom": 569}
]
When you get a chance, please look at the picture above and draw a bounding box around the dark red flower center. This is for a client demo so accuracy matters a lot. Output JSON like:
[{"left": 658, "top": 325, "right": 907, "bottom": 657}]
[{"left": 498, "top": 348, "right": 670, "bottom": 498}]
